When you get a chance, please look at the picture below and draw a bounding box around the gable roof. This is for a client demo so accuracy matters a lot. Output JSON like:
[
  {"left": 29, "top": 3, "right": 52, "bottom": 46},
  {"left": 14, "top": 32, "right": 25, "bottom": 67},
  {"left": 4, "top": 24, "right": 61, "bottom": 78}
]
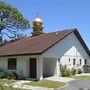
[{"left": 0, "top": 28, "right": 89, "bottom": 57}]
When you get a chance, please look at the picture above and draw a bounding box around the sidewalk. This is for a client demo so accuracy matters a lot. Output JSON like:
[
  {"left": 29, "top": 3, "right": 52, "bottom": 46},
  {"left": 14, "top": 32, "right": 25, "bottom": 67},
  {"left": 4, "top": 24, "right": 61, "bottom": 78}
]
[
  {"left": 44, "top": 76, "right": 75, "bottom": 82},
  {"left": 8, "top": 76, "right": 75, "bottom": 90},
  {"left": 11, "top": 80, "right": 53, "bottom": 90}
]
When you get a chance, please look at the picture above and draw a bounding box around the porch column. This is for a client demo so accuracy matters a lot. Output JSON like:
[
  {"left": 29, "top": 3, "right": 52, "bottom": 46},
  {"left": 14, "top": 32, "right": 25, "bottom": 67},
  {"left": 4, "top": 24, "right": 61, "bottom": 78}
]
[
  {"left": 55, "top": 59, "right": 60, "bottom": 76},
  {"left": 37, "top": 56, "right": 43, "bottom": 80}
]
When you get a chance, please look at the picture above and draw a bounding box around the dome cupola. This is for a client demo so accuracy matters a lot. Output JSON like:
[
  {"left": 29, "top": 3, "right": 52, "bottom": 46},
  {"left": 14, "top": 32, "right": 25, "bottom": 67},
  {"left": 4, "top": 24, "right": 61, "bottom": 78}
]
[
  {"left": 32, "top": 17, "right": 44, "bottom": 37},
  {"left": 33, "top": 17, "right": 43, "bottom": 26}
]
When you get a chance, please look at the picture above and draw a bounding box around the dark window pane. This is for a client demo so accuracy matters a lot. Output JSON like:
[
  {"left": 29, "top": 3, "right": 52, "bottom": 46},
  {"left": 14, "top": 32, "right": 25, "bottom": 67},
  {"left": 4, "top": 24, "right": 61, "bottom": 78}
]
[
  {"left": 84, "top": 59, "right": 87, "bottom": 65},
  {"left": 8, "top": 58, "right": 17, "bottom": 70},
  {"left": 73, "top": 59, "right": 76, "bottom": 65},
  {"left": 69, "top": 58, "right": 70, "bottom": 62}
]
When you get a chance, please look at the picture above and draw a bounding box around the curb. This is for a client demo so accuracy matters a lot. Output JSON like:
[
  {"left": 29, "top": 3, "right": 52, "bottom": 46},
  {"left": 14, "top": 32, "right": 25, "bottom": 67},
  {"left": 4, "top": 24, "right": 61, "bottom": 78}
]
[{"left": 56, "top": 83, "right": 69, "bottom": 90}]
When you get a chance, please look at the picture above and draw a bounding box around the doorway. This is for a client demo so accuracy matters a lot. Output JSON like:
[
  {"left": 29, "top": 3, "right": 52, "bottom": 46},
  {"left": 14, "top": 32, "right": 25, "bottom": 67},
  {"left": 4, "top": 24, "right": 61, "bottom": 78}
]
[{"left": 30, "top": 58, "right": 37, "bottom": 78}]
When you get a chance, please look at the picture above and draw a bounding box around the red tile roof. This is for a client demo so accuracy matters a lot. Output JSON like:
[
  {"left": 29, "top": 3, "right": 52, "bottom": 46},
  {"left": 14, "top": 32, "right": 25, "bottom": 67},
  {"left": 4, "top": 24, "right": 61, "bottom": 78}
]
[{"left": 0, "top": 28, "right": 89, "bottom": 56}]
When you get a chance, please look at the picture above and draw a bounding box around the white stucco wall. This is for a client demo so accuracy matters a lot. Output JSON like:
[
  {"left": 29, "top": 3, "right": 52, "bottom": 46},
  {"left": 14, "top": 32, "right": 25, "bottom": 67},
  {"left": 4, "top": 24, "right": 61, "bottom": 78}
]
[
  {"left": 42, "top": 32, "right": 90, "bottom": 70},
  {"left": 37, "top": 56, "right": 43, "bottom": 80},
  {"left": 0, "top": 56, "right": 30, "bottom": 78},
  {"left": 0, "top": 55, "right": 42, "bottom": 79},
  {"left": 43, "top": 58, "right": 57, "bottom": 77}
]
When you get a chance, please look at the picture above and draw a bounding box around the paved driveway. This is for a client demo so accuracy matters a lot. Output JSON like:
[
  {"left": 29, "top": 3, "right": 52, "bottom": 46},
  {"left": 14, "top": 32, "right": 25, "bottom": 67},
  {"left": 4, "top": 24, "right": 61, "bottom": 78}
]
[{"left": 59, "top": 79, "right": 90, "bottom": 90}]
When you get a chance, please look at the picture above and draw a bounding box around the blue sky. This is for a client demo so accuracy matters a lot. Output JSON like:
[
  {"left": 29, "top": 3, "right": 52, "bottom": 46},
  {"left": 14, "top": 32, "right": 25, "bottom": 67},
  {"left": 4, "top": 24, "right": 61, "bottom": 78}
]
[{"left": 1, "top": 0, "right": 90, "bottom": 48}]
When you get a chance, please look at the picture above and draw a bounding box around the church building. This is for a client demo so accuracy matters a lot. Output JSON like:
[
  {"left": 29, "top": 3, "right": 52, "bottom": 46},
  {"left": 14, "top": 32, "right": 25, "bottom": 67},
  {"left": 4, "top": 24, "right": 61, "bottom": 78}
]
[{"left": 0, "top": 17, "right": 89, "bottom": 80}]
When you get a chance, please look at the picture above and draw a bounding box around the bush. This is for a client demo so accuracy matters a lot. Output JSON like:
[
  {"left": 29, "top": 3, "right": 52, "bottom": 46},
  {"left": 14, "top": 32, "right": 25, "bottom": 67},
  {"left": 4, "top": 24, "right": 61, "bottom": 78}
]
[
  {"left": 0, "top": 69, "right": 20, "bottom": 80},
  {"left": 77, "top": 69, "right": 82, "bottom": 74},
  {"left": 60, "top": 64, "right": 68, "bottom": 77},
  {"left": 71, "top": 68, "right": 76, "bottom": 76},
  {"left": 6, "top": 72, "right": 17, "bottom": 79},
  {"left": 64, "top": 69, "right": 71, "bottom": 77},
  {"left": 0, "top": 69, "right": 7, "bottom": 79},
  {"left": 6, "top": 72, "right": 21, "bottom": 80},
  {"left": 60, "top": 64, "right": 76, "bottom": 77}
]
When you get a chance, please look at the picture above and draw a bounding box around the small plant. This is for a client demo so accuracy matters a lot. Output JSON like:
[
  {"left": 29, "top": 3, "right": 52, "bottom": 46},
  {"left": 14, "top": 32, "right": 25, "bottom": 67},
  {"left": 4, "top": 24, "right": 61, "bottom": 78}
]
[
  {"left": 71, "top": 68, "right": 76, "bottom": 76},
  {"left": 0, "top": 70, "right": 7, "bottom": 79},
  {"left": 60, "top": 64, "right": 76, "bottom": 77},
  {"left": 0, "top": 68, "right": 21, "bottom": 80},
  {"left": 77, "top": 69, "right": 82, "bottom": 74},
  {"left": 64, "top": 69, "right": 71, "bottom": 77}
]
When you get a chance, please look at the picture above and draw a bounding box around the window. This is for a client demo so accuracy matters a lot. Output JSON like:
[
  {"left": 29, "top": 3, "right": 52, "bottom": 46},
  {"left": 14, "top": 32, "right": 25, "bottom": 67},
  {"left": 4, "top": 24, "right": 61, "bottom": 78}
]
[
  {"left": 8, "top": 58, "right": 17, "bottom": 70},
  {"left": 80, "top": 59, "right": 82, "bottom": 65},
  {"left": 69, "top": 58, "right": 70, "bottom": 62},
  {"left": 58, "top": 58, "right": 60, "bottom": 63},
  {"left": 73, "top": 59, "right": 76, "bottom": 65},
  {"left": 84, "top": 59, "right": 87, "bottom": 65}
]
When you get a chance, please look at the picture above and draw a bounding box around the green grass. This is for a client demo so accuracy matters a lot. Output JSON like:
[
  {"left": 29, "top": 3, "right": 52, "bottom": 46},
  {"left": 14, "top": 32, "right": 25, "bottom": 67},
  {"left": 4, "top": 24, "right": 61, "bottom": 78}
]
[
  {"left": 71, "top": 75, "right": 90, "bottom": 79},
  {"left": 27, "top": 80, "right": 65, "bottom": 88}
]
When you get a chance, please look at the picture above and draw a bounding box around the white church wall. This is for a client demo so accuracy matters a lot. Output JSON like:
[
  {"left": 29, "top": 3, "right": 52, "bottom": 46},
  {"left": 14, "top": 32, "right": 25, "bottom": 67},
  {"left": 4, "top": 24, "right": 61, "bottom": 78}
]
[
  {"left": 42, "top": 32, "right": 89, "bottom": 69},
  {"left": 0, "top": 55, "right": 41, "bottom": 79}
]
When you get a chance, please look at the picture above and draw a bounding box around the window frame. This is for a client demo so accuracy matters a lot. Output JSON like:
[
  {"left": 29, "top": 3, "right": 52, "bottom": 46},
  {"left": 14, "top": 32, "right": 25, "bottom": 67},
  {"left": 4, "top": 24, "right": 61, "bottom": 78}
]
[
  {"left": 58, "top": 58, "right": 60, "bottom": 63},
  {"left": 73, "top": 58, "right": 76, "bottom": 65},
  {"left": 80, "top": 59, "right": 82, "bottom": 65},
  {"left": 8, "top": 58, "right": 17, "bottom": 70},
  {"left": 84, "top": 59, "right": 87, "bottom": 65},
  {"left": 69, "top": 58, "right": 70, "bottom": 62}
]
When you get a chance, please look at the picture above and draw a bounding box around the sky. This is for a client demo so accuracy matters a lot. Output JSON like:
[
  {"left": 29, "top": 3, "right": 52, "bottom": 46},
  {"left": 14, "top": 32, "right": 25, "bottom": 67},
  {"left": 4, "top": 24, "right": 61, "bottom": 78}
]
[{"left": 1, "top": 0, "right": 90, "bottom": 48}]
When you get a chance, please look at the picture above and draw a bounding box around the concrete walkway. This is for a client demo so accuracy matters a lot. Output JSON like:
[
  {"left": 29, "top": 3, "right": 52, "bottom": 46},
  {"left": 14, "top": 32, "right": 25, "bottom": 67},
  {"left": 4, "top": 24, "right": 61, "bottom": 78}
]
[
  {"left": 5, "top": 76, "right": 75, "bottom": 90},
  {"left": 44, "top": 76, "right": 75, "bottom": 82},
  {"left": 10, "top": 80, "right": 53, "bottom": 90}
]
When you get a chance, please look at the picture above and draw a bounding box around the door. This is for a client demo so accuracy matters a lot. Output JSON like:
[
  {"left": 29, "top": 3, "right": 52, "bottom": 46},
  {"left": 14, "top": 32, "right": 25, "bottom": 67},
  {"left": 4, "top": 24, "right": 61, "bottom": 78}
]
[{"left": 30, "top": 58, "right": 37, "bottom": 78}]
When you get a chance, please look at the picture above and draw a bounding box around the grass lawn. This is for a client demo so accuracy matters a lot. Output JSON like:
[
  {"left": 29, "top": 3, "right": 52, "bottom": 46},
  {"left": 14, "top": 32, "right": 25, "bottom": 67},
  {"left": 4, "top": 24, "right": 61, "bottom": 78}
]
[
  {"left": 27, "top": 80, "right": 65, "bottom": 88},
  {"left": 71, "top": 75, "right": 90, "bottom": 79}
]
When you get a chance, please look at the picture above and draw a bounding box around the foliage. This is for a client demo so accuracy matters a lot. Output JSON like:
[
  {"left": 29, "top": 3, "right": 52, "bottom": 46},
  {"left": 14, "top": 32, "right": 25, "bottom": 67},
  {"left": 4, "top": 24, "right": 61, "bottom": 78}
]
[
  {"left": 0, "top": 72, "right": 7, "bottom": 79},
  {"left": 0, "top": 69, "right": 20, "bottom": 80},
  {"left": 0, "top": 69, "right": 7, "bottom": 78},
  {"left": 6, "top": 72, "right": 18, "bottom": 80},
  {"left": 71, "top": 68, "right": 76, "bottom": 76},
  {"left": 60, "top": 64, "right": 76, "bottom": 77},
  {"left": 0, "top": 1, "right": 30, "bottom": 41},
  {"left": 77, "top": 69, "right": 82, "bottom": 74}
]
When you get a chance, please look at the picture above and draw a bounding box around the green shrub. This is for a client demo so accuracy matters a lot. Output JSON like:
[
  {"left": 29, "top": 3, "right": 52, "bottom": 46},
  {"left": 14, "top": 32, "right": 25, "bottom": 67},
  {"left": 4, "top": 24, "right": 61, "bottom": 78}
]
[
  {"left": 71, "top": 68, "right": 76, "bottom": 76},
  {"left": 60, "top": 64, "right": 76, "bottom": 77},
  {"left": 6, "top": 72, "right": 19, "bottom": 80},
  {"left": 60, "top": 64, "right": 67, "bottom": 77},
  {"left": 77, "top": 69, "right": 82, "bottom": 74},
  {"left": 64, "top": 69, "right": 71, "bottom": 77},
  {"left": 0, "top": 68, "right": 20, "bottom": 80},
  {"left": 0, "top": 69, "right": 7, "bottom": 79}
]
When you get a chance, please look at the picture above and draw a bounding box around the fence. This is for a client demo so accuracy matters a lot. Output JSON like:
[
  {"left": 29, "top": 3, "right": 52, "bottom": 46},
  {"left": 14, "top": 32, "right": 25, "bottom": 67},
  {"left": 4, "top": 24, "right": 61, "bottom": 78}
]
[{"left": 83, "top": 65, "right": 90, "bottom": 73}]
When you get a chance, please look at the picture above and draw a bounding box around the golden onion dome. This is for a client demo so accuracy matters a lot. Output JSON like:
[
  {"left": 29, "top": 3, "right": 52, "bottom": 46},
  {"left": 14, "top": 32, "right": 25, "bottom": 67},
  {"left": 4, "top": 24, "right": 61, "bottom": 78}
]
[{"left": 33, "top": 17, "right": 43, "bottom": 26}]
